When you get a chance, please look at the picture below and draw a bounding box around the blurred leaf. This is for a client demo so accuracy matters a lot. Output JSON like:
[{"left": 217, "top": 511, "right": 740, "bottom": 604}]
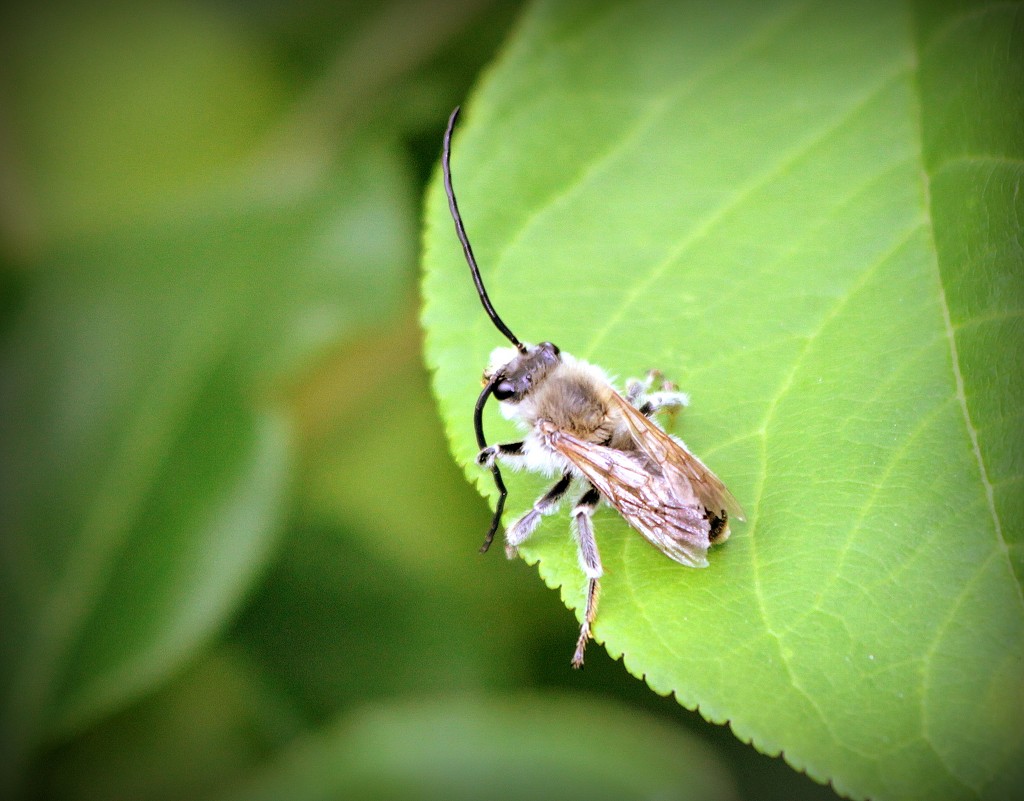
[
  {"left": 265, "top": 0, "right": 522, "bottom": 160},
  {"left": 422, "top": 2, "right": 1023, "bottom": 800},
  {"left": 0, "top": 0, "right": 509, "bottom": 254},
  {"left": 212, "top": 694, "right": 739, "bottom": 801},
  {"left": 299, "top": 318, "right": 509, "bottom": 574},
  {"left": 0, "top": 0, "right": 288, "bottom": 243},
  {"left": 38, "top": 647, "right": 297, "bottom": 801},
  {"left": 0, "top": 106, "right": 416, "bottom": 801},
  {"left": 0, "top": 0, "right": 534, "bottom": 799},
  {"left": 232, "top": 320, "right": 573, "bottom": 716}
]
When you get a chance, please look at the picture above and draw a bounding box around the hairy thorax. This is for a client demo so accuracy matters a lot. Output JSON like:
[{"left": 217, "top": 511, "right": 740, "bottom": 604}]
[{"left": 516, "top": 357, "right": 635, "bottom": 450}]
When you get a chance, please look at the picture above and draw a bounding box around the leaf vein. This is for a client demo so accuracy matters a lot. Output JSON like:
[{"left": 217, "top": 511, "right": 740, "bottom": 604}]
[
  {"left": 755, "top": 221, "right": 925, "bottom": 442},
  {"left": 806, "top": 394, "right": 957, "bottom": 617},
  {"left": 490, "top": 1, "right": 814, "bottom": 291},
  {"left": 687, "top": 154, "right": 921, "bottom": 353},
  {"left": 951, "top": 307, "right": 1024, "bottom": 331},
  {"left": 582, "top": 61, "right": 914, "bottom": 358},
  {"left": 920, "top": 550, "right": 1003, "bottom": 787},
  {"left": 920, "top": 1, "right": 1024, "bottom": 53},
  {"left": 933, "top": 153, "right": 1024, "bottom": 173},
  {"left": 919, "top": 159, "right": 1019, "bottom": 606},
  {"left": 748, "top": 221, "right": 925, "bottom": 639}
]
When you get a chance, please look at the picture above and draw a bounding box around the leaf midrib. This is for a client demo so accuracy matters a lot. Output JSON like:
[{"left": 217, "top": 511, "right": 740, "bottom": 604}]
[{"left": 909, "top": 2, "right": 1018, "bottom": 609}]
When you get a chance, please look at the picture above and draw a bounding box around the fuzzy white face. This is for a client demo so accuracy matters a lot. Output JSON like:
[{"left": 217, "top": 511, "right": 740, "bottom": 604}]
[
  {"left": 485, "top": 345, "right": 524, "bottom": 379},
  {"left": 485, "top": 344, "right": 532, "bottom": 422}
]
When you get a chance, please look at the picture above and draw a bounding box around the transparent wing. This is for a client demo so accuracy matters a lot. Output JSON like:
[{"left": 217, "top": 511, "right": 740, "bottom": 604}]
[
  {"left": 539, "top": 391, "right": 742, "bottom": 569},
  {"left": 542, "top": 425, "right": 714, "bottom": 568},
  {"left": 606, "top": 390, "right": 745, "bottom": 522}
]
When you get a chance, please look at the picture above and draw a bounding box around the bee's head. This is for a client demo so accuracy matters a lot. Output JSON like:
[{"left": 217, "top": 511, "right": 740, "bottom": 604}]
[{"left": 483, "top": 341, "right": 560, "bottom": 403}]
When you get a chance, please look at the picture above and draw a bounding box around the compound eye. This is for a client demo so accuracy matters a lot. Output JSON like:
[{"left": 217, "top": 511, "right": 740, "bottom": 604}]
[{"left": 493, "top": 380, "right": 515, "bottom": 401}]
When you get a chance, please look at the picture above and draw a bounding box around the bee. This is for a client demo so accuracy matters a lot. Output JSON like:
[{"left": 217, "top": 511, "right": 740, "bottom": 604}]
[{"left": 441, "top": 106, "right": 743, "bottom": 668}]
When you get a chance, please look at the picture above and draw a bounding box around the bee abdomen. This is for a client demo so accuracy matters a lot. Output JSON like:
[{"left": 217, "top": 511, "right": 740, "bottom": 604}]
[{"left": 708, "top": 510, "right": 730, "bottom": 542}]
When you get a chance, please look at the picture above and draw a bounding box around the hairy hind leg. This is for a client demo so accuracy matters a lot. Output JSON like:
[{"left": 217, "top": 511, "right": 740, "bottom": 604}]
[{"left": 570, "top": 485, "right": 603, "bottom": 668}]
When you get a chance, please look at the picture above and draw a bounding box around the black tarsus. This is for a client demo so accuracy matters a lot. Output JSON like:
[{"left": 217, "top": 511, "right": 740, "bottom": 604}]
[
  {"left": 442, "top": 106, "right": 526, "bottom": 353},
  {"left": 477, "top": 441, "right": 526, "bottom": 464},
  {"left": 474, "top": 374, "right": 507, "bottom": 553}
]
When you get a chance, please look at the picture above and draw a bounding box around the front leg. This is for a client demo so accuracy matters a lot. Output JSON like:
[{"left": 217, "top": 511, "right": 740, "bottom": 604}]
[
  {"left": 476, "top": 440, "right": 525, "bottom": 468},
  {"left": 475, "top": 442, "right": 525, "bottom": 554}
]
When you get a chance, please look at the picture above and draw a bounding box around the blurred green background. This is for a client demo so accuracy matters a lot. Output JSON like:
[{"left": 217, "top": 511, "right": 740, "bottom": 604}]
[{"left": 0, "top": 1, "right": 844, "bottom": 798}]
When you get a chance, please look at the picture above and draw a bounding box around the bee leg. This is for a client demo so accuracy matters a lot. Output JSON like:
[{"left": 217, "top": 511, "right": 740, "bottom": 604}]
[
  {"left": 505, "top": 471, "right": 572, "bottom": 559},
  {"left": 572, "top": 579, "right": 600, "bottom": 669},
  {"left": 640, "top": 379, "right": 689, "bottom": 422},
  {"left": 627, "top": 371, "right": 688, "bottom": 418},
  {"left": 626, "top": 368, "right": 668, "bottom": 402},
  {"left": 570, "top": 486, "right": 603, "bottom": 668},
  {"left": 476, "top": 440, "right": 525, "bottom": 468},
  {"left": 625, "top": 373, "right": 655, "bottom": 405},
  {"left": 634, "top": 393, "right": 692, "bottom": 426},
  {"left": 639, "top": 389, "right": 689, "bottom": 417}
]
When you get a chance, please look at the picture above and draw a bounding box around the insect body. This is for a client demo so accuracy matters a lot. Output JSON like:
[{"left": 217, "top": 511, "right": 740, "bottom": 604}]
[{"left": 442, "top": 107, "right": 743, "bottom": 667}]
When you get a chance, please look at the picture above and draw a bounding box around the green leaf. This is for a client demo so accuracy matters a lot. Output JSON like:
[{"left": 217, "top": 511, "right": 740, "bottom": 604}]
[
  {"left": 0, "top": 1, "right": 530, "bottom": 796},
  {"left": 39, "top": 648, "right": 298, "bottom": 801},
  {"left": 0, "top": 0, "right": 288, "bottom": 242},
  {"left": 421, "top": 2, "right": 1023, "bottom": 800},
  {"left": 212, "top": 694, "right": 739, "bottom": 801},
  {"left": 0, "top": 233, "right": 288, "bottom": 792},
  {"left": 0, "top": 104, "right": 415, "bottom": 801}
]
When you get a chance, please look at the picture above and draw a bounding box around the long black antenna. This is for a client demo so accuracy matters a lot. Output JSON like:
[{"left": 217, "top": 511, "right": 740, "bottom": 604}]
[
  {"left": 474, "top": 375, "right": 508, "bottom": 553},
  {"left": 443, "top": 106, "right": 526, "bottom": 353}
]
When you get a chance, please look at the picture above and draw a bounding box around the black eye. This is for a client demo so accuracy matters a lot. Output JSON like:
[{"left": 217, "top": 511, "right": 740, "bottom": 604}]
[{"left": 493, "top": 380, "right": 515, "bottom": 401}]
